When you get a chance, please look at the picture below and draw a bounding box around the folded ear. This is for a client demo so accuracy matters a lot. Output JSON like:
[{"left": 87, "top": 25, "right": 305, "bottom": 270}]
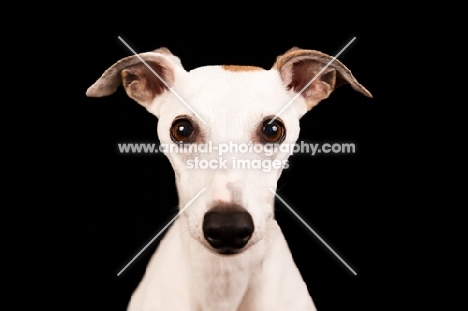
[
  {"left": 86, "top": 47, "right": 185, "bottom": 108},
  {"left": 273, "top": 47, "right": 372, "bottom": 111}
]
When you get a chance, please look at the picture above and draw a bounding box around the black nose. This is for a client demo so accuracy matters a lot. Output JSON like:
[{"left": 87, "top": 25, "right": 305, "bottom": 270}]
[{"left": 203, "top": 208, "right": 254, "bottom": 254}]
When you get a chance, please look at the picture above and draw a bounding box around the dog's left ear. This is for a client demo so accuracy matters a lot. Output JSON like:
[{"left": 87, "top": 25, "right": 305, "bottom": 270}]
[{"left": 273, "top": 47, "right": 372, "bottom": 111}]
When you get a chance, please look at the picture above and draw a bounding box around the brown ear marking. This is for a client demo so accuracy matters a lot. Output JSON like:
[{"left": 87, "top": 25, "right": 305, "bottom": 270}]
[
  {"left": 86, "top": 50, "right": 177, "bottom": 107},
  {"left": 121, "top": 62, "right": 173, "bottom": 106},
  {"left": 273, "top": 47, "right": 373, "bottom": 107}
]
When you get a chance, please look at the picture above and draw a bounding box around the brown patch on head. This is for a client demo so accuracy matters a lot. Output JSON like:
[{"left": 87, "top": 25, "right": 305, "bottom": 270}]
[{"left": 221, "top": 65, "right": 264, "bottom": 72}]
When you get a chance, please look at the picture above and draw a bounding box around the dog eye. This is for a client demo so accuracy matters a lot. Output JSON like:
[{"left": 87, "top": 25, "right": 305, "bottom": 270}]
[
  {"left": 171, "top": 118, "right": 195, "bottom": 143},
  {"left": 261, "top": 119, "right": 285, "bottom": 143}
]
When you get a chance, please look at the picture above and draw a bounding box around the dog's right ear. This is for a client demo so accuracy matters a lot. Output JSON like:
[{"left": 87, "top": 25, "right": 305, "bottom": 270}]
[{"left": 86, "top": 47, "right": 185, "bottom": 109}]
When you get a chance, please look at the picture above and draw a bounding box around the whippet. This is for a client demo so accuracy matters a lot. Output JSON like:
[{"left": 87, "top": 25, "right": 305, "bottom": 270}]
[{"left": 86, "top": 46, "right": 372, "bottom": 311}]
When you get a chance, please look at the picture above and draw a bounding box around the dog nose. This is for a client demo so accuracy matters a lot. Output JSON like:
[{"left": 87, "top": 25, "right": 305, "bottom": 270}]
[{"left": 203, "top": 208, "right": 254, "bottom": 254}]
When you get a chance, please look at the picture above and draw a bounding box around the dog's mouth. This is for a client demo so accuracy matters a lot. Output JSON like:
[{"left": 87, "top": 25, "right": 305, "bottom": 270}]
[
  {"left": 203, "top": 235, "right": 252, "bottom": 255},
  {"left": 208, "top": 246, "right": 245, "bottom": 255},
  {"left": 203, "top": 242, "right": 251, "bottom": 256}
]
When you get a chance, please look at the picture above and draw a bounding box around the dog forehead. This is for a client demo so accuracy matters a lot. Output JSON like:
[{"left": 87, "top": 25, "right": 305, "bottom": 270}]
[
  {"left": 154, "top": 65, "right": 304, "bottom": 143},
  {"left": 177, "top": 66, "right": 290, "bottom": 113}
]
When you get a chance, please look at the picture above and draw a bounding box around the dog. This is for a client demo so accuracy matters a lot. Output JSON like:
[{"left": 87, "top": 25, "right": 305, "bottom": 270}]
[{"left": 86, "top": 46, "right": 372, "bottom": 311}]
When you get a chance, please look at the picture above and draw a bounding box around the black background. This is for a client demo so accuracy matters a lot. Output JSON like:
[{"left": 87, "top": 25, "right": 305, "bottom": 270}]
[{"left": 53, "top": 2, "right": 400, "bottom": 311}]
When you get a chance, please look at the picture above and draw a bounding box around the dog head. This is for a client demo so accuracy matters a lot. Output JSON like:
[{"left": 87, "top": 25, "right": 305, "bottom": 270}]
[{"left": 87, "top": 47, "right": 372, "bottom": 255}]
